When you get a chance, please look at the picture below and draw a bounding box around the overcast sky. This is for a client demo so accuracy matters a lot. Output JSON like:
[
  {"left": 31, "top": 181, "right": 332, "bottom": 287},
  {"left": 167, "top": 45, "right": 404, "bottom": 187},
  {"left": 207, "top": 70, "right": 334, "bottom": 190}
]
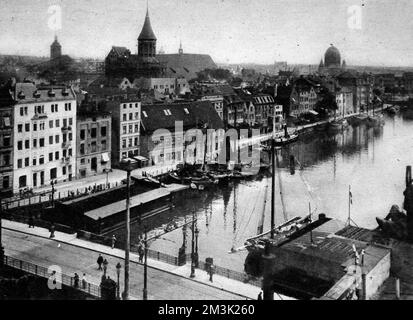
[{"left": 1, "top": 0, "right": 412, "bottom": 66}]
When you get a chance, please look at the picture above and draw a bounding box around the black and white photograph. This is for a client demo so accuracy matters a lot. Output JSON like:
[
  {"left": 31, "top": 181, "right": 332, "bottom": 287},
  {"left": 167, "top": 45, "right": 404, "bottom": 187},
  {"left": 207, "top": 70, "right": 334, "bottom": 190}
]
[{"left": 1, "top": 0, "right": 413, "bottom": 306}]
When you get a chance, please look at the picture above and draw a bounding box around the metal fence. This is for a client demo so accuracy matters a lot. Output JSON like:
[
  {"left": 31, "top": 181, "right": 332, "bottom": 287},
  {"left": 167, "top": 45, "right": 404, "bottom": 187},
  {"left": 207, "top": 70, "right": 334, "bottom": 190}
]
[
  {"left": 2, "top": 255, "right": 101, "bottom": 298},
  {"left": 198, "top": 260, "right": 262, "bottom": 288}
]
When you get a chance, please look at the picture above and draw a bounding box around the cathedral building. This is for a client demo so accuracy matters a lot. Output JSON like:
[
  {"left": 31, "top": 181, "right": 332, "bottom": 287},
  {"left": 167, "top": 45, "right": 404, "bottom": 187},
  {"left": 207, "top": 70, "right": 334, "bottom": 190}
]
[
  {"left": 105, "top": 8, "right": 165, "bottom": 79},
  {"left": 318, "top": 44, "right": 347, "bottom": 76},
  {"left": 105, "top": 7, "right": 216, "bottom": 81}
]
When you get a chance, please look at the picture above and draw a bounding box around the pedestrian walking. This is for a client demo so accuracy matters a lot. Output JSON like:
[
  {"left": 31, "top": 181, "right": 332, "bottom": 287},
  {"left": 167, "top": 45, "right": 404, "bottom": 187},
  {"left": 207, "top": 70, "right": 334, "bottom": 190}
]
[
  {"left": 28, "top": 215, "right": 34, "bottom": 228},
  {"left": 103, "top": 258, "right": 109, "bottom": 275},
  {"left": 209, "top": 264, "right": 215, "bottom": 283},
  {"left": 138, "top": 243, "right": 144, "bottom": 263},
  {"left": 82, "top": 273, "right": 87, "bottom": 289},
  {"left": 73, "top": 273, "right": 80, "bottom": 288},
  {"left": 49, "top": 223, "right": 55, "bottom": 238},
  {"left": 111, "top": 235, "right": 117, "bottom": 249},
  {"left": 97, "top": 254, "right": 104, "bottom": 270},
  {"left": 257, "top": 291, "right": 263, "bottom": 300}
]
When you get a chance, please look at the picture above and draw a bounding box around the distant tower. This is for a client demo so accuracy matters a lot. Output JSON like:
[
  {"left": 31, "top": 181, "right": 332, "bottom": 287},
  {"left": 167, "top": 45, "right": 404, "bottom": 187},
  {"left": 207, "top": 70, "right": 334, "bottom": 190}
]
[
  {"left": 342, "top": 59, "right": 347, "bottom": 69},
  {"left": 50, "top": 36, "right": 62, "bottom": 60},
  {"left": 137, "top": 6, "right": 157, "bottom": 59},
  {"left": 179, "top": 41, "right": 183, "bottom": 55}
]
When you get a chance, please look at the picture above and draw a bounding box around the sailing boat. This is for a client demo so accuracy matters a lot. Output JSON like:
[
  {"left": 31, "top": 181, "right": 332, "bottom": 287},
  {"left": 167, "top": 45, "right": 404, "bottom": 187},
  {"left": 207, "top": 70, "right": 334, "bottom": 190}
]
[
  {"left": 274, "top": 124, "right": 299, "bottom": 146},
  {"left": 366, "top": 97, "right": 384, "bottom": 127}
]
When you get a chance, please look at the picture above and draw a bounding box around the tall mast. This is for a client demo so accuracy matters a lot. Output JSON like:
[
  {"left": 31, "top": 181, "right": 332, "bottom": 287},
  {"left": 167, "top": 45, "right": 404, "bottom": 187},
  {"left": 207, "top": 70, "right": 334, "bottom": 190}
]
[{"left": 270, "top": 137, "right": 276, "bottom": 239}]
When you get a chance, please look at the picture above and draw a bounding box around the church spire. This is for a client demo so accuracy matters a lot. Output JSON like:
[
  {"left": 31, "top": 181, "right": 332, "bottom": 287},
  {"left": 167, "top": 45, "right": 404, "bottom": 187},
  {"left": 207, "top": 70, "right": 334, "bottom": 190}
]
[
  {"left": 179, "top": 40, "right": 183, "bottom": 54},
  {"left": 138, "top": 2, "right": 157, "bottom": 40}
]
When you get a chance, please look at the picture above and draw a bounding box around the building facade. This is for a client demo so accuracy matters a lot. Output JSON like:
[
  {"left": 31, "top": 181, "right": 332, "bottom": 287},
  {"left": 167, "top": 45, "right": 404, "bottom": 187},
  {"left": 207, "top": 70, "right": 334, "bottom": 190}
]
[
  {"left": 102, "top": 99, "right": 141, "bottom": 167},
  {"left": 76, "top": 109, "right": 111, "bottom": 179},
  {"left": 11, "top": 83, "right": 77, "bottom": 193},
  {"left": 290, "top": 79, "right": 318, "bottom": 117},
  {"left": 0, "top": 99, "right": 14, "bottom": 196}
]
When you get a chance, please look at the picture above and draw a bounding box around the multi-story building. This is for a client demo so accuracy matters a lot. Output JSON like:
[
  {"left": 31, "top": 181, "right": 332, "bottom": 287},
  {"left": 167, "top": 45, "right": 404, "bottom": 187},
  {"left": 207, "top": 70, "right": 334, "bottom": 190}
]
[
  {"left": 0, "top": 89, "right": 14, "bottom": 196},
  {"left": 76, "top": 106, "right": 112, "bottom": 178},
  {"left": 290, "top": 78, "right": 318, "bottom": 117},
  {"left": 10, "top": 83, "right": 77, "bottom": 193},
  {"left": 252, "top": 93, "right": 276, "bottom": 133},
  {"left": 133, "top": 77, "right": 190, "bottom": 96},
  {"left": 102, "top": 99, "right": 141, "bottom": 167},
  {"left": 140, "top": 101, "right": 224, "bottom": 166},
  {"left": 335, "top": 89, "right": 354, "bottom": 117}
]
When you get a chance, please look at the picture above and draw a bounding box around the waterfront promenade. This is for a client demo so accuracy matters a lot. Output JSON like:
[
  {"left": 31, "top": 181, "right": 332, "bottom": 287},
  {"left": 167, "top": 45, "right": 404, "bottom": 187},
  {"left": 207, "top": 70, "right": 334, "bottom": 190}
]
[{"left": 1, "top": 220, "right": 292, "bottom": 300}]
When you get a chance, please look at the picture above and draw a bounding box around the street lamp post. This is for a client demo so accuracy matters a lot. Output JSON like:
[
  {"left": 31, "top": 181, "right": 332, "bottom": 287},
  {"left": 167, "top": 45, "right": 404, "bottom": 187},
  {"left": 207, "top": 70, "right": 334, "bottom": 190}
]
[
  {"left": 116, "top": 262, "right": 121, "bottom": 300},
  {"left": 0, "top": 198, "right": 4, "bottom": 269},
  {"left": 119, "top": 158, "right": 138, "bottom": 300},
  {"left": 194, "top": 226, "right": 199, "bottom": 268},
  {"left": 190, "top": 211, "right": 196, "bottom": 278},
  {"left": 143, "top": 225, "right": 148, "bottom": 300},
  {"left": 51, "top": 180, "right": 55, "bottom": 208}
]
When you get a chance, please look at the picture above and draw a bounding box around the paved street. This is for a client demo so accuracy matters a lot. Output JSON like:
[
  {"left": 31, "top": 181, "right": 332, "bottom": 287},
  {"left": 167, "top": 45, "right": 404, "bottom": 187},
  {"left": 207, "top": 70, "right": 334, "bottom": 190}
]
[{"left": 2, "top": 228, "right": 248, "bottom": 300}]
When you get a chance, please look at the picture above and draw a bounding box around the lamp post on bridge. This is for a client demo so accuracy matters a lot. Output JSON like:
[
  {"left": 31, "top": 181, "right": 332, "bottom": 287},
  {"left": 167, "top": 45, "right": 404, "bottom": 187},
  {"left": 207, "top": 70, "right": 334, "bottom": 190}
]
[{"left": 119, "top": 158, "right": 139, "bottom": 300}]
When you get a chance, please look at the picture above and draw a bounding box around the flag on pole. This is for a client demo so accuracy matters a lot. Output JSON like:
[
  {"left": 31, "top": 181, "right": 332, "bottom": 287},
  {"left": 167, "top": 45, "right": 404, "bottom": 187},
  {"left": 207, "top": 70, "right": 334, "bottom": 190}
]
[{"left": 349, "top": 187, "right": 353, "bottom": 205}]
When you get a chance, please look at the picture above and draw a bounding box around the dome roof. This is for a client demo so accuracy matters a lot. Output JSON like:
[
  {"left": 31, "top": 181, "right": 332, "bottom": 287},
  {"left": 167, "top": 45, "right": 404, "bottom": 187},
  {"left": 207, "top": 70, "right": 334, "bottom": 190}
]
[
  {"left": 138, "top": 9, "right": 157, "bottom": 41},
  {"left": 324, "top": 45, "right": 341, "bottom": 68}
]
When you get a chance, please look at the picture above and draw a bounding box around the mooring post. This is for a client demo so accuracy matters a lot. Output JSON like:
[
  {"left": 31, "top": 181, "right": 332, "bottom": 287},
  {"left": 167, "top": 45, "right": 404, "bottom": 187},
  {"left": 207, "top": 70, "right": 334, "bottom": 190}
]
[
  {"left": 395, "top": 278, "right": 401, "bottom": 300},
  {"left": 406, "top": 166, "right": 412, "bottom": 188}
]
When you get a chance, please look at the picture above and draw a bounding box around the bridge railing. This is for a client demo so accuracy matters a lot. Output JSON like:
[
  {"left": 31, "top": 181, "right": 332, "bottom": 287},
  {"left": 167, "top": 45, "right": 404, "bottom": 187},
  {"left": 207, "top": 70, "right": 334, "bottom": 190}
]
[{"left": 2, "top": 255, "right": 101, "bottom": 298}]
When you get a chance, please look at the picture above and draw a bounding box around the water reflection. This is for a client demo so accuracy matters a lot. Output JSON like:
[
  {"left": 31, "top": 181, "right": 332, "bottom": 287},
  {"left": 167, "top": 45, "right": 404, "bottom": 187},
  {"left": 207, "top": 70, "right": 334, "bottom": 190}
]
[{"left": 114, "top": 112, "right": 411, "bottom": 273}]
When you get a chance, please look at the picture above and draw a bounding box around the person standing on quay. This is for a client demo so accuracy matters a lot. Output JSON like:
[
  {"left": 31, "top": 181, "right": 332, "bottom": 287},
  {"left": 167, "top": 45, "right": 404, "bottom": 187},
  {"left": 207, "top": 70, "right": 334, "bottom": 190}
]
[
  {"left": 49, "top": 223, "right": 55, "bottom": 238},
  {"left": 111, "top": 235, "right": 117, "bottom": 249},
  {"left": 97, "top": 254, "right": 104, "bottom": 270}
]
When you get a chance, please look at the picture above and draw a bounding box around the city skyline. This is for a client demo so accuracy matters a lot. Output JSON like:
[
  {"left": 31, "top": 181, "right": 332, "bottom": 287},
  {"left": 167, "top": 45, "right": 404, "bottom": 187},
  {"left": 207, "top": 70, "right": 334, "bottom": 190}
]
[{"left": 1, "top": 0, "right": 413, "bottom": 67}]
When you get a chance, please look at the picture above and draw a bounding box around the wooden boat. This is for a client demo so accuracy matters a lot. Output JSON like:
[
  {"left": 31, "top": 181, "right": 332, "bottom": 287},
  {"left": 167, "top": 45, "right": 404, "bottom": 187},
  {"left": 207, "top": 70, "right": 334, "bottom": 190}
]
[
  {"left": 274, "top": 133, "right": 299, "bottom": 146},
  {"left": 366, "top": 113, "right": 384, "bottom": 127}
]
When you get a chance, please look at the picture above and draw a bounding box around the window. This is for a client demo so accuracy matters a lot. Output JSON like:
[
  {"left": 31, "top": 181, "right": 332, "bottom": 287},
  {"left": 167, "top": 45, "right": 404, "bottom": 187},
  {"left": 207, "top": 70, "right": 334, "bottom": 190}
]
[
  {"left": 49, "top": 120, "right": 53, "bottom": 128},
  {"left": 68, "top": 148, "right": 72, "bottom": 157},
  {"left": 20, "top": 108, "right": 24, "bottom": 116},
  {"left": 19, "top": 175, "right": 27, "bottom": 188},
  {"left": 18, "top": 159, "right": 22, "bottom": 168},
  {"left": 3, "top": 176, "right": 9, "bottom": 189},
  {"left": 40, "top": 138, "right": 45, "bottom": 147},
  {"left": 63, "top": 149, "right": 67, "bottom": 158},
  {"left": 123, "top": 114, "right": 127, "bottom": 121},
  {"left": 50, "top": 168, "right": 57, "bottom": 180},
  {"left": 69, "top": 132, "right": 73, "bottom": 141},
  {"left": 49, "top": 136, "right": 53, "bottom": 145},
  {"left": 135, "top": 124, "right": 139, "bottom": 133},
  {"left": 63, "top": 118, "right": 67, "bottom": 128},
  {"left": 102, "top": 140, "right": 107, "bottom": 151},
  {"left": 25, "top": 157, "right": 29, "bottom": 167},
  {"left": 63, "top": 133, "right": 67, "bottom": 142},
  {"left": 80, "top": 129, "right": 85, "bottom": 140},
  {"left": 3, "top": 136, "right": 10, "bottom": 147},
  {"left": 25, "top": 123, "right": 30, "bottom": 132},
  {"left": 32, "top": 158, "right": 37, "bottom": 166},
  {"left": 135, "top": 103, "right": 138, "bottom": 108},
  {"left": 91, "top": 128, "right": 97, "bottom": 138},
  {"left": 55, "top": 119, "right": 60, "bottom": 127},
  {"left": 134, "top": 137, "right": 138, "bottom": 146},
  {"left": 55, "top": 152, "right": 59, "bottom": 160},
  {"left": 128, "top": 138, "right": 132, "bottom": 147},
  {"left": 69, "top": 118, "right": 73, "bottom": 126},
  {"left": 25, "top": 140, "right": 30, "bottom": 149},
  {"left": 122, "top": 139, "right": 126, "bottom": 149},
  {"left": 39, "top": 156, "right": 44, "bottom": 165},
  {"left": 129, "top": 113, "right": 133, "bottom": 120},
  {"left": 123, "top": 104, "right": 127, "bottom": 109},
  {"left": 49, "top": 153, "right": 53, "bottom": 161},
  {"left": 101, "top": 126, "right": 107, "bottom": 137},
  {"left": 18, "top": 124, "right": 23, "bottom": 133},
  {"left": 62, "top": 166, "right": 66, "bottom": 175},
  {"left": 91, "top": 141, "right": 97, "bottom": 152},
  {"left": 129, "top": 125, "right": 133, "bottom": 133},
  {"left": 123, "top": 126, "right": 127, "bottom": 134},
  {"left": 33, "top": 173, "right": 37, "bottom": 187},
  {"left": 80, "top": 159, "right": 85, "bottom": 165},
  {"left": 18, "top": 141, "right": 23, "bottom": 150},
  {"left": 80, "top": 144, "right": 85, "bottom": 155},
  {"left": 33, "top": 139, "right": 37, "bottom": 148},
  {"left": 40, "top": 122, "right": 45, "bottom": 130},
  {"left": 55, "top": 135, "right": 60, "bottom": 143},
  {"left": 135, "top": 112, "right": 139, "bottom": 119}
]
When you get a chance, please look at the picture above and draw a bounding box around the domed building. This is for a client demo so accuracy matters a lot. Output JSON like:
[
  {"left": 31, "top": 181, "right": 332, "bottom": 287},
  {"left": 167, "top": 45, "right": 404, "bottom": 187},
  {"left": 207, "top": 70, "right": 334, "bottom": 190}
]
[
  {"left": 318, "top": 44, "right": 347, "bottom": 75},
  {"left": 324, "top": 44, "right": 341, "bottom": 68}
]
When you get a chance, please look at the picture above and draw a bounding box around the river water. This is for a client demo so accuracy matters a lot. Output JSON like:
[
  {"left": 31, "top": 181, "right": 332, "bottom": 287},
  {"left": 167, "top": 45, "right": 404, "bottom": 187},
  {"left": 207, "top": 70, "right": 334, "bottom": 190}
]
[{"left": 114, "top": 112, "right": 413, "bottom": 273}]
